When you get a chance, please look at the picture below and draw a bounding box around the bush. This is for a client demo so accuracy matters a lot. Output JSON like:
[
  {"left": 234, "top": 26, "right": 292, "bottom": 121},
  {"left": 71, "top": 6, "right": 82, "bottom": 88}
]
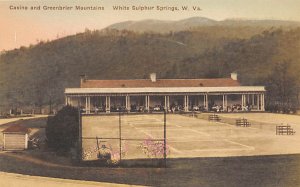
[{"left": 45, "top": 105, "right": 79, "bottom": 153}]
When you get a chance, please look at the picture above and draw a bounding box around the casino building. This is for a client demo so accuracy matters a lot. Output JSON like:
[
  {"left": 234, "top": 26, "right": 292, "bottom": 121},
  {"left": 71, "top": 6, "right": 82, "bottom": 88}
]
[{"left": 64, "top": 73, "right": 265, "bottom": 113}]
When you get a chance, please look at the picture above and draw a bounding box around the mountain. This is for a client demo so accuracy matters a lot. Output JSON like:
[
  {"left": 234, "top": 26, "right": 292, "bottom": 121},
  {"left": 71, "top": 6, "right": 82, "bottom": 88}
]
[
  {"left": 106, "top": 17, "right": 300, "bottom": 33},
  {"left": 107, "top": 17, "right": 217, "bottom": 33},
  {"left": 0, "top": 18, "right": 300, "bottom": 112}
]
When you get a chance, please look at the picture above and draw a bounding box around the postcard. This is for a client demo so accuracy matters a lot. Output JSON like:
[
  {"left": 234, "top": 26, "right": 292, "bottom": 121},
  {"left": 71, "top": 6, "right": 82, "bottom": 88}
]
[{"left": 0, "top": 0, "right": 300, "bottom": 186}]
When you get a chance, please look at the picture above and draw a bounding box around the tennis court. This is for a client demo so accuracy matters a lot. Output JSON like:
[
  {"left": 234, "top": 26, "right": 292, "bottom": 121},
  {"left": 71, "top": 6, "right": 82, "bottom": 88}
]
[{"left": 81, "top": 113, "right": 300, "bottom": 161}]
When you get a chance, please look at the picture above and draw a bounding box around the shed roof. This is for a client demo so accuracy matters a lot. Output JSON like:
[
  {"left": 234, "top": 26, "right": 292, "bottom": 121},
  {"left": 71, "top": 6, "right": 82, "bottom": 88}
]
[
  {"left": 81, "top": 78, "right": 240, "bottom": 88},
  {"left": 2, "top": 125, "right": 29, "bottom": 133}
]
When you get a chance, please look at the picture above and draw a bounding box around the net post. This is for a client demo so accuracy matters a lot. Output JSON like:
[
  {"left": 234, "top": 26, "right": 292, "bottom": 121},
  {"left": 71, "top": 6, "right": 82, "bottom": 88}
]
[
  {"left": 78, "top": 108, "right": 82, "bottom": 162},
  {"left": 164, "top": 109, "right": 167, "bottom": 168},
  {"left": 119, "top": 111, "right": 122, "bottom": 163}
]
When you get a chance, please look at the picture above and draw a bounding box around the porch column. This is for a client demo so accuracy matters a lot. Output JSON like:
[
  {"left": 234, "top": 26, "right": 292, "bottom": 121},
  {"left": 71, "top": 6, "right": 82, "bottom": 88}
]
[
  {"left": 126, "top": 95, "right": 131, "bottom": 111},
  {"left": 225, "top": 95, "right": 228, "bottom": 111},
  {"left": 67, "top": 96, "right": 71, "bottom": 105},
  {"left": 85, "top": 96, "right": 88, "bottom": 113},
  {"left": 184, "top": 95, "right": 189, "bottom": 112},
  {"left": 145, "top": 96, "right": 147, "bottom": 111},
  {"left": 164, "top": 96, "right": 170, "bottom": 111},
  {"left": 148, "top": 96, "right": 150, "bottom": 111},
  {"left": 241, "top": 94, "right": 245, "bottom": 111},
  {"left": 244, "top": 94, "right": 246, "bottom": 109},
  {"left": 65, "top": 96, "right": 68, "bottom": 105},
  {"left": 257, "top": 94, "right": 260, "bottom": 111},
  {"left": 252, "top": 94, "right": 255, "bottom": 106},
  {"left": 204, "top": 94, "right": 208, "bottom": 111},
  {"left": 261, "top": 93, "right": 265, "bottom": 111},
  {"left": 186, "top": 95, "right": 190, "bottom": 111},
  {"left": 87, "top": 96, "right": 91, "bottom": 114},
  {"left": 167, "top": 96, "right": 170, "bottom": 111},
  {"left": 145, "top": 95, "right": 150, "bottom": 111},
  {"left": 203, "top": 95, "right": 206, "bottom": 110},
  {"left": 85, "top": 96, "right": 89, "bottom": 114},
  {"left": 164, "top": 96, "right": 167, "bottom": 110},
  {"left": 223, "top": 95, "right": 227, "bottom": 112},
  {"left": 106, "top": 96, "right": 110, "bottom": 113}
]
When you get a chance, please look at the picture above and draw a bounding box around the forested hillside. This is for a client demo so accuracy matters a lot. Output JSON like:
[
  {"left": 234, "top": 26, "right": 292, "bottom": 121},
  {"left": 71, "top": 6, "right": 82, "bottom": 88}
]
[{"left": 0, "top": 21, "right": 300, "bottom": 113}]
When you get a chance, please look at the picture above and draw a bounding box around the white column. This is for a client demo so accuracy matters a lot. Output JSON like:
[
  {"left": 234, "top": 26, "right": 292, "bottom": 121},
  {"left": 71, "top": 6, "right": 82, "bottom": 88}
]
[
  {"left": 241, "top": 94, "right": 245, "bottom": 111},
  {"left": 65, "top": 96, "right": 68, "bottom": 105},
  {"left": 167, "top": 96, "right": 170, "bottom": 111},
  {"left": 85, "top": 96, "right": 88, "bottom": 113},
  {"left": 148, "top": 96, "right": 150, "bottom": 111},
  {"left": 187, "top": 95, "right": 189, "bottom": 111},
  {"left": 204, "top": 94, "right": 208, "bottom": 111},
  {"left": 145, "top": 95, "right": 150, "bottom": 111},
  {"left": 125, "top": 95, "right": 128, "bottom": 110},
  {"left": 262, "top": 94, "right": 265, "bottom": 111},
  {"left": 261, "top": 94, "right": 265, "bottom": 111},
  {"left": 222, "top": 95, "right": 225, "bottom": 110},
  {"left": 127, "top": 95, "right": 131, "bottom": 111},
  {"left": 87, "top": 96, "right": 91, "bottom": 114},
  {"left": 145, "top": 95, "right": 148, "bottom": 110},
  {"left": 257, "top": 94, "right": 260, "bottom": 111},
  {"left": 203, "top": 95, "right": 206, "bottom": 109},
  {"left": 241, "top": 95, "right": 243, "bottom": 110},
  {"left": 164, "top": 96, "right": 167, "bottom": 110},
  {"left": 223, "top": 95, "right": 227, "bottom": 111},
  {"left": 225, "top": 95, "right": 228, "bottom": 111},
  {"left": 184, "top": 95, "right": 189, "bottom": 112},
  {"left": 106, "top": 96, "right": 110, "bottom": 113},
  {"left": 184, "top": 96, "right": 187, "bottom": 112}
]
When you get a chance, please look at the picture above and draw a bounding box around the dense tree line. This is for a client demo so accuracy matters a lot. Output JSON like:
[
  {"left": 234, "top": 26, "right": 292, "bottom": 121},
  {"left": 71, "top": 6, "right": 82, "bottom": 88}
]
[{"left": 0, "top": 26, "right": 299, "bottom": 112}]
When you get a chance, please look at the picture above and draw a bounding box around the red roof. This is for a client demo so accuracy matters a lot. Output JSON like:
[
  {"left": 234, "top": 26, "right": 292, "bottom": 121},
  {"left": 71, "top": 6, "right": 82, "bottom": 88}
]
[
  {"left": 3, "top": 125, "right": 29, "bottom": 133},
  {"left": 81, "top": 78, "right": 240, "bottom": 88}
]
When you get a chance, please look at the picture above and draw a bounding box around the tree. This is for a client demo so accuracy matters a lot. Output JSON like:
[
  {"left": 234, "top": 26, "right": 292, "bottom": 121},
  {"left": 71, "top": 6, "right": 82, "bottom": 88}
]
[
  {"left": 45, "top": 105, "right": 79, "bottom": 153},
  {"left": 266, "top": 61, "right": 298, "bottom": 113}
]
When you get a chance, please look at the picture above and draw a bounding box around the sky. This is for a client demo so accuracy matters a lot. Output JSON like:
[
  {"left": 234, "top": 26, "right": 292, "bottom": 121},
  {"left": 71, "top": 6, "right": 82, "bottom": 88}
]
[{"left": 1, "top": 0, "right": 300, "bottom": 51}]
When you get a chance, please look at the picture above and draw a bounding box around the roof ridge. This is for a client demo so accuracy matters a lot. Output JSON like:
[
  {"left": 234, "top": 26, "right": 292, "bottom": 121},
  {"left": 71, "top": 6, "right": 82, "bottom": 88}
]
[{"left": 86, "top": 78, "right": 233, "bottom": 81}]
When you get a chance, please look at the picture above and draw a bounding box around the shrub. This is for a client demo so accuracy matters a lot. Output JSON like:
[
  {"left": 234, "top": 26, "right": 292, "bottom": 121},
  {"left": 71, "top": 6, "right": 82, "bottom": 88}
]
[{"left": 45, "top": 105, "right": 79, "bottom": 153}]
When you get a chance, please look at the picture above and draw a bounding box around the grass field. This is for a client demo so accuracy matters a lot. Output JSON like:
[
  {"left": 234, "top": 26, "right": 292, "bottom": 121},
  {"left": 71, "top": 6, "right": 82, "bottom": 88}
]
[
  {"left": 81, "top": 113, "right": 300, "bottom": 161},
  {"left": 1, "top": 113, "right": 300, "bottom": 186}
]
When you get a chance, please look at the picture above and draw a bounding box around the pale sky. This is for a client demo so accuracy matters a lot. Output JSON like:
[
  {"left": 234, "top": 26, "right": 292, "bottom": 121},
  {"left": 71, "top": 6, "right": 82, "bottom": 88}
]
[{"left": 1, "top": 0, "right": 300, "bottom": 51}]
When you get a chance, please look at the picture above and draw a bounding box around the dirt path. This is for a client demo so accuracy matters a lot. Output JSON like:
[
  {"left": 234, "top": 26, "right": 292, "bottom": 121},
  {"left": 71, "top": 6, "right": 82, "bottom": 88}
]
[
  {"left": 0, "top": 171, "right": 140, "bottom": 187},
  {"left": 0, "top": 115, "right": 48, "bottom": 126}
]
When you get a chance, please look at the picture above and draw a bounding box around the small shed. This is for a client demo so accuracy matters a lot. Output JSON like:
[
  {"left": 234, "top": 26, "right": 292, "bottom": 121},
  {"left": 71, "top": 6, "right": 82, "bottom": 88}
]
[{"left": 2, "top": 125, "right": 29, "bottom": 151}]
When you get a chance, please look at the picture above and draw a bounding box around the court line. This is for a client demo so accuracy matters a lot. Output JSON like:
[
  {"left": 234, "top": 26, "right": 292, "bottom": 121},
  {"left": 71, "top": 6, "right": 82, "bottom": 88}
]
[
  {"left": 188, "top": 129, "right": 211, "bottom": 137},
  {"left": 184, "top": 148, "right": 253, "bottom": 152},
  {"left": 215, "top": 121, "right": 259, "bottom": 130},
  {"left": 127, "top": 123, "right": 183, "bottom": 154},
  {"left": 224, "top": 139, "right": 255, "bottom": 150}
]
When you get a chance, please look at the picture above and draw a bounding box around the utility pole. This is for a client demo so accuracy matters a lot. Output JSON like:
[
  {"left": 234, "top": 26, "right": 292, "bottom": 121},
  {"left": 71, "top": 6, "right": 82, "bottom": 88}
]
[
  {"left": 164, "top": 109, "right": 167, "bottom": 168},
  {"left": 119, "top": 111, "right": 122, "bottom": 163}
]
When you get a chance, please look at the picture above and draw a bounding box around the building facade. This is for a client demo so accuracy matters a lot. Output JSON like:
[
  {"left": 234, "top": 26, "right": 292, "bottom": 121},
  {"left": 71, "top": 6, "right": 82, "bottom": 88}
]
[
  {"left": 65, "top": 73, "right": 265, "bottom": 113},
  {"left": 2, "top": 125, "right": 29, "bottom": 151}
]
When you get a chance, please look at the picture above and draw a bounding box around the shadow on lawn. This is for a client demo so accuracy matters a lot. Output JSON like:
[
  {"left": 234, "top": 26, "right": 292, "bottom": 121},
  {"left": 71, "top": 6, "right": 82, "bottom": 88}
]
[{"left": 0, "top": 153, "right": 300, "bottom": 187}]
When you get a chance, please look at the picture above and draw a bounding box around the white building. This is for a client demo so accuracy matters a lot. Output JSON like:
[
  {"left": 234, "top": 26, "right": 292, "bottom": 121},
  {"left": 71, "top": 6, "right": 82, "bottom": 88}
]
[
  {"left": 65, "top": 73, "right": 265, "bottom": 113},
  {"left": 2, "top": 125, "right": 29, "bottom": 151}
]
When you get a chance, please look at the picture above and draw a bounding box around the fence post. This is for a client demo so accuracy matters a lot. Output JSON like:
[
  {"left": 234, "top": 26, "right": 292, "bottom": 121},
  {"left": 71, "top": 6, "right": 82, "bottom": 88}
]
[
  {"left": 119, "top": 111, "right": 122, "bottom": 163},
  {"left": 164, "top": 109, "right": 167, "bottom": 168},
  {"left": 78, "top": 108, "right": 82, "bottom": 162}
]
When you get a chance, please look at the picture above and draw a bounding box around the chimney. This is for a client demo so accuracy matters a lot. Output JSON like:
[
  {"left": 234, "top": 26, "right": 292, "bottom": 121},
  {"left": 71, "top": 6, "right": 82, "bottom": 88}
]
[
  {"left": 80, "top": 74, "right": 87, "bottom": 86},
  {"left": 150, "top": 73, "right": 156, "bottom": 82},
  {"left": 230, "top": 72, "right": 238, "bottom": 80}
]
